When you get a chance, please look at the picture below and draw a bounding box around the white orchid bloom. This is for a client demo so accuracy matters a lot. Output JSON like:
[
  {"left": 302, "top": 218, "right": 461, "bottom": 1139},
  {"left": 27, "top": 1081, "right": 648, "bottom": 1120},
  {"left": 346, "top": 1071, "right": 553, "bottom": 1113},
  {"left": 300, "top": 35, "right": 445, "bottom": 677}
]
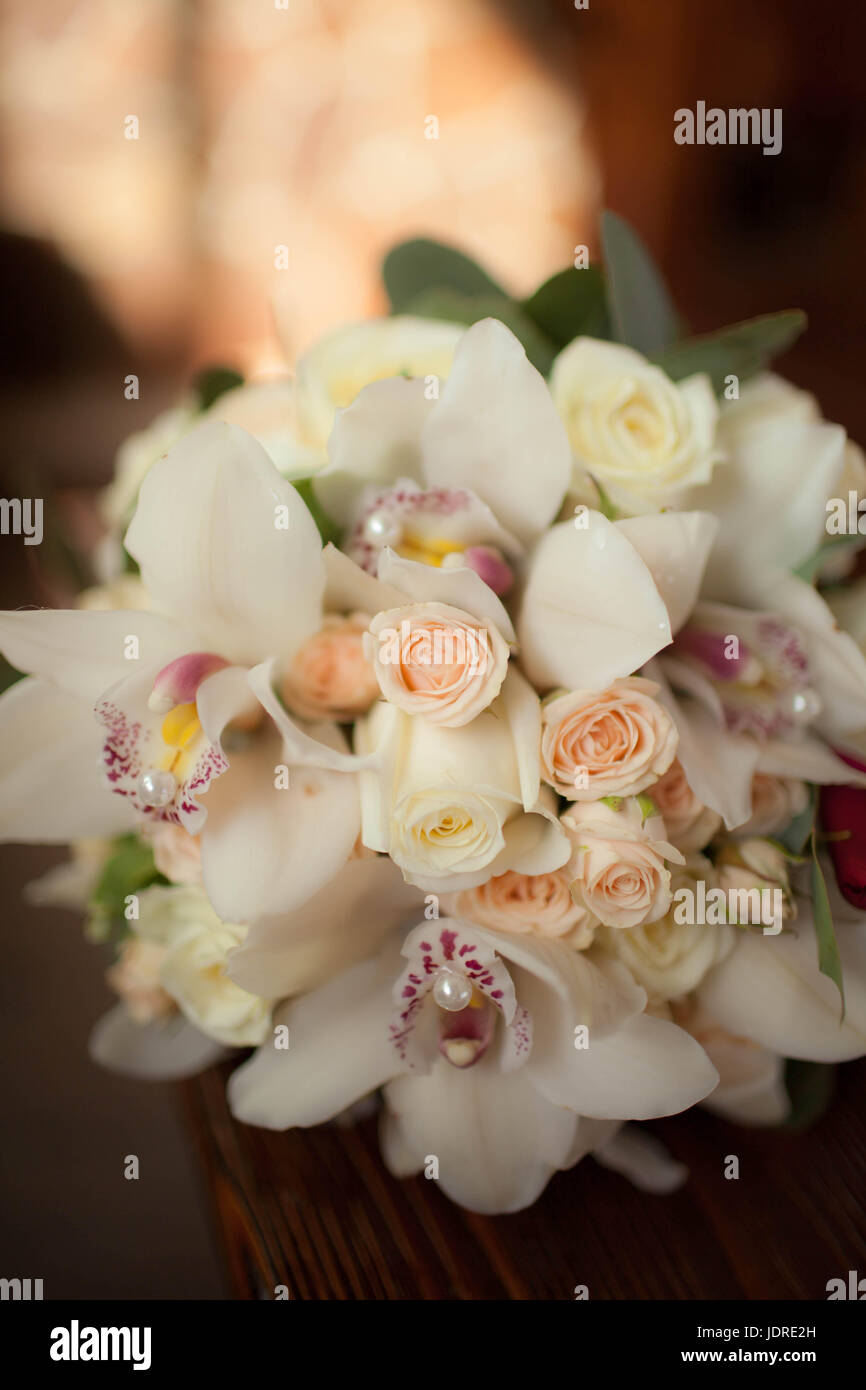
[
  {"left": 228, "top": 916, "right": 718, "bottom": 1213},
  {"left": 682, "top": 374, "right": 866, "bottom": 745},
  {"left": 0, "top": 421, "right": 369, "bottom": 923},
  {"left": 696, "top": 898, "right": 866, "bottom": 1063}
]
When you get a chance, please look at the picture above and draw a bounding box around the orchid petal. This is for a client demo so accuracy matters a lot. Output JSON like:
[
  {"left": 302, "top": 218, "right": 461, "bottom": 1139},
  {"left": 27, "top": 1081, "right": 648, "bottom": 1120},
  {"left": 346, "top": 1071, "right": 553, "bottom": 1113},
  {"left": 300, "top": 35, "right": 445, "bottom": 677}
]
[
  {"left": 0, "top": 677, "right": 139, "bottom": 842},
  {"left": 381, "top": 1052, "right": 579, "bottom": 1214},
  {"left": 89, "top": 1004, "right": 226, "bottom": 1080},
  {"left": 227, "top": 952, "right": 402, "bottom": 1129},
  {"left": 615, "top": 511, "right": 719, "bottom": 633},
  {"left": 315, "top": 376, "right": 430, "bottom": 525},
  {"left": 593, "top": 1125, "right": 689, "bottom": 1193},
  {"left": 125, "top": 420, "right": 324, "bottom": 664},
  {"left": 518, "top": 515, "right": 671, "bottom": 692},
  {"left": 247, "top": 660, "right": 377, "bottom": 772},
  {"left": 699, "top": 908, "right": 866, "bottom": 1062},
  {"left": 762, "top": 572, "right": 866, "bottom": 741},
  {"left": 422, "top": 319, "right": 572, "bottom": 547},
  {"left": 377, "top": 548, "right": 516, "bottom": 643}
]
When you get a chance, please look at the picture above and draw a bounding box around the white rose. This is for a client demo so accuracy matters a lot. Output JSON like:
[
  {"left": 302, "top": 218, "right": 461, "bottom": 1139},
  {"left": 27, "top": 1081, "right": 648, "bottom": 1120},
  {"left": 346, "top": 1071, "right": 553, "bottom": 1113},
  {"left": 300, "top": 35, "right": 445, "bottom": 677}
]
[
  {"left": 366, "top": 602, "right": 509, "bottom": 727},
  {"left": 598, "top": 863, "right": 733, "bottom": 1003},
  {"left": 356, "top": 672, "right": 569, "bottom": 891},
  {"left": 549, "top": 337, "right": 720, "bottom": 511},
  {"left": 293, "top": 315, "right": 464, "bottom": 455},
  {"left": 562, "top": 797, "right": 683, "bottom": 929},
  {"left": 133, "top": 885, "right": 272, "bottom": 1047}
]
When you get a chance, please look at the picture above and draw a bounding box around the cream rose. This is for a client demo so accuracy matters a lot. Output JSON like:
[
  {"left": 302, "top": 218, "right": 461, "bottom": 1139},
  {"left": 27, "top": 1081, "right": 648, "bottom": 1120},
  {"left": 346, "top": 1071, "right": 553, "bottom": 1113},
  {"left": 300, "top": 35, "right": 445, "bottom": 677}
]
[
  {"left": 541, "top": 677, "right": 677, "bottom": 799},
  {"left": 651, "top": 758, "right": 722, "bottom": 852},
  {"left": 562, "top": 797, "right": 683, "bottom": 929},
  {"left": 598, "top": 864, "right": 733, "bottom": 1003},
  {"left": 133, "top": 885, "right": 272, "bottom": 1047},
  {"left": 450, "top": 869, "right": 597, "bottom": 948},
  {"left": 735, "top": 773, "right": 809, "bottom": 838},
  {"left": 549, "top": 338, "right": 720, "bottom": 510},
  {"left": 366, "top": 602, "right": 509, "bottom": 727},
  {"left": 281, "top": 613, "right": 380, "bottom": 721},
  {"left": 715, "top": 838, "right": 795, "bottom": 926},
  {"left": 356, "top": 673, "right": 569, "bottom": 891}
]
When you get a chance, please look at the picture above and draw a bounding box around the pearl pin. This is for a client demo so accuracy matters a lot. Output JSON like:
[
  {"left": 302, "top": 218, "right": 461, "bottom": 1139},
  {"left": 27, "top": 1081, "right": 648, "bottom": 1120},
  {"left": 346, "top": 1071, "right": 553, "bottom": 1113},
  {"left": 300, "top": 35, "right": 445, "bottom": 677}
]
[
  {"left": 137, "top": 767, "right": 177, "bottom": 809},
  {"left": 432, "top": 967, "right": 473, "bottom": 1013}
]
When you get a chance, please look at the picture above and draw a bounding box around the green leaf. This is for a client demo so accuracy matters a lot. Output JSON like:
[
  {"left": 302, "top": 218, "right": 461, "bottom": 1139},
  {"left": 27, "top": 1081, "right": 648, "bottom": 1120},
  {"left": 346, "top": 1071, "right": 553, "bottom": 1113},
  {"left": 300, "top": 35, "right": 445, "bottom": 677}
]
[
  {"left": 403, "top": 288, "right": 558, "bottom": 375},
  {"left": 651, "top": 310, "right": 807, "bottom": 394},
  {"left": 292, "top": 478, "right": 342, "bottom": 548},
  {"left": 0, "top": 656, "right": 24, "bottom": 696},
  {"left": 194, "top": 365, "right": 244, "bottom": 411},
  {"left": 783, "top": 1059, "right": 836, "bottom": 1131},
  {"left": 600, "top": 795, "right": 623, "bottom": 812},
  {"left": 521, "top": 265, "right": 611, "bottom": 347},
  {"left": 793, "top": 532, "right": 865, "bottom": 584},
  {"left": 777, "top": 784, "right": 816, "bottom": 855},
  {"left": 810, "top": 831, "right": 845, "bottom": 1015},
  {"left": 383, "top": 238, "right": 507, "bottom": 313},
  {"left": 90, "top": 835, "right": 166, "bottom": 930},
  {"left": 636, "top": 792, "right": 658, "bottom": 823},
  {"left": 600, "top": 210, "right": 679, "bottom": 355}
]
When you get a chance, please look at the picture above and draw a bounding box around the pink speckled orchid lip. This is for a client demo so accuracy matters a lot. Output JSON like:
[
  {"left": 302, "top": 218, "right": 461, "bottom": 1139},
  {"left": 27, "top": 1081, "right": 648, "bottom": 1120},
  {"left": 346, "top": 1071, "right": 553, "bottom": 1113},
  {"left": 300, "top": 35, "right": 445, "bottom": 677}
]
[
  {"left": 345, "top": 481, "right": 520, "bottom": 592},
  {"left": 389, "top": 919, "right": 533, "bottom": 1073},
  {"left": 96, "top": 663, "right": 230, "bottom": 833}
]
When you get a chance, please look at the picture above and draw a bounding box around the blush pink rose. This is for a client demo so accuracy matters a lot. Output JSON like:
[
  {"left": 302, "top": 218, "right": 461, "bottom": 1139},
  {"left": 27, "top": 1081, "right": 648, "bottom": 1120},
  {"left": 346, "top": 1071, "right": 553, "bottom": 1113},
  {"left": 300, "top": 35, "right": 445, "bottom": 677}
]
[
  {"left": 150, "top": 822, "right": 203, "bottom": 885},
  {"left": 562, "top": 798, "right": 683, "bottom": 930},
  {"left": 280, "top": 613, "right": 380, "bottom": 721},
  {"left": 450, "top": 869, "right": 596, "bottom": 947},
  {"left": 651, "top": 759, "right": 722, "bottom": 852},
  {"left": 541, "top": 677, "right": 678, "bottom": 800},
  {"left": 365, "top": 602, "right": 508, "bottom": 726}
]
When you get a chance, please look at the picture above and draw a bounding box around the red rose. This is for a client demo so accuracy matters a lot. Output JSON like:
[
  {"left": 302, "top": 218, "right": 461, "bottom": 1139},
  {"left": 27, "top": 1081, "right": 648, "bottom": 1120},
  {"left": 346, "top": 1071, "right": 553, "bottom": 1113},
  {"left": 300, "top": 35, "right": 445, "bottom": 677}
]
[{"left": 820, "top": 751, "right": 866, "bottom": 910}]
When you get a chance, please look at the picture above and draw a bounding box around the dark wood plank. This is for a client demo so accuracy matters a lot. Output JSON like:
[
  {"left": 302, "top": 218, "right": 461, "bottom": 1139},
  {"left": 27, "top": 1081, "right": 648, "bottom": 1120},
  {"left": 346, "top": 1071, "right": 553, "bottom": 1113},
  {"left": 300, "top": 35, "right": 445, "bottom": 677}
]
[{"left": 183, "top": 1056, "right": 866, "bottom": 1300}]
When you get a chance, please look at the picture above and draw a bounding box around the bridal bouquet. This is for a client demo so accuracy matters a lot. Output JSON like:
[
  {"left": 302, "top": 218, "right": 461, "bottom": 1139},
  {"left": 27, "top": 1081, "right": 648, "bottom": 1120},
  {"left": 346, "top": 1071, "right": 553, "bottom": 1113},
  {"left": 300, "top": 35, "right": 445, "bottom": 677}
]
[{"left": 4, "top": 213, "right": 866, "bottom": 1214}]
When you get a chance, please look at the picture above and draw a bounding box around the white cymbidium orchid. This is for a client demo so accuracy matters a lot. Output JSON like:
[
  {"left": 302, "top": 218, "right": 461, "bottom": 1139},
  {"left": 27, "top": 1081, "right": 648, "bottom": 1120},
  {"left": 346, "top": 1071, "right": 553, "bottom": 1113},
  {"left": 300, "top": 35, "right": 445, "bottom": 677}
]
[
  {"left": 682, "top": 374, "right": 866, "bottom": 745},
  {"left": 228, "top": 916, "right": 718, "bottom": 1214},
  {"left": 313, "top": 316, "right": 719, "bottom": 693},
  {"left": 0, "top": 421, "right": 369, "bottom": 923}
]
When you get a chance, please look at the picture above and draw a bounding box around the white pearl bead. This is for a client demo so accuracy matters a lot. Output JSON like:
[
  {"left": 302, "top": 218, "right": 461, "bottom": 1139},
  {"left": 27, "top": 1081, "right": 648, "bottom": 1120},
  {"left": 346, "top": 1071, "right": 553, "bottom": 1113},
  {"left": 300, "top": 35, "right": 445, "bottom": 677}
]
[
  {"left": 432, "top": 967, "right": 473, "bottom": 1013},
  {"left": 137, "top": 767, "right": 177, "bottom": 808},
  {"left": 786, "top": 688, "right": 822, "bottom": 723},
  {"left": 362, "top": 509, "right": 402, "bottom": 548}
]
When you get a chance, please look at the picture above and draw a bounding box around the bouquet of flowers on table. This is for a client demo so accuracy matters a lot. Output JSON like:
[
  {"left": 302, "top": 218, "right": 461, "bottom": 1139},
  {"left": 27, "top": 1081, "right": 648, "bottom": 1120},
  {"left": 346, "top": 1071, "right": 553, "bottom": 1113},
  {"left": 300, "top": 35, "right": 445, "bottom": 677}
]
[{"left": 4, "top": 212, "right": 866, "bottom": 1214}]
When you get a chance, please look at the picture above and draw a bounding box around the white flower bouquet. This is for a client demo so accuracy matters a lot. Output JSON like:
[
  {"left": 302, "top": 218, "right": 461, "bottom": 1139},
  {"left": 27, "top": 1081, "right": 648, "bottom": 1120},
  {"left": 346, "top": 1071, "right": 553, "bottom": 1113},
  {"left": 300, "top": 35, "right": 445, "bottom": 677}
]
[{"left": 4, "top": 213, "right": 866, "bottom": 1214}]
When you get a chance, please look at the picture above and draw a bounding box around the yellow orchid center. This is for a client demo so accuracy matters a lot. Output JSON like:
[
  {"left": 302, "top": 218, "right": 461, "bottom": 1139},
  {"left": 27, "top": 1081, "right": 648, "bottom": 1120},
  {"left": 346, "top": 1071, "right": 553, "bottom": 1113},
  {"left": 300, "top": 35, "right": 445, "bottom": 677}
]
[{"left": 396, "top": 533, "right": 464, "bottom": 568}]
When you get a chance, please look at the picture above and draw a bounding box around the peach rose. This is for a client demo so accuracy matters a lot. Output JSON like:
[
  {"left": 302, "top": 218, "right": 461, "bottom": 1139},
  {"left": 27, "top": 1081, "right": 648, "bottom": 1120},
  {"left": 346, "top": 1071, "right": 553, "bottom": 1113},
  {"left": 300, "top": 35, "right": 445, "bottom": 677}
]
[
  {"left": 280, "top": 613, "right": 380, "bottom": 721},
  {"left": 106, "top": 939, "right": 174, "bottom": 1024},
  {"left": 150, "top": 822, "right": 203, "bottom": 886},
  {"left": 365, "top": 602, "right": 508, "bottom": 727},
  {"left": 651, "top": 759, "right": 722, "bottom": 852},
  {"left": 562, "top": 797, "right": 683, "bottom": 930},
  {"left": 541, "top": 677, "right": 678, "bottom": 800},
  {"left": 451, "top": 869, "right": 597, "bottom": 948},
  {"left": 736, "top": 773, "right": 809, "bottom": 838}
]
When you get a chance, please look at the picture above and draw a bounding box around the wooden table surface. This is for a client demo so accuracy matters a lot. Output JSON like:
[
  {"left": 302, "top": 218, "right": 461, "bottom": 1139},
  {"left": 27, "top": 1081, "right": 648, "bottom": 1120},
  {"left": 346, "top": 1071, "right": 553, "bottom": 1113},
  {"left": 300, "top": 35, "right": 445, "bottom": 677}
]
[{"left": 184, "top": 1057, "right": 866, "bottom": 1301}]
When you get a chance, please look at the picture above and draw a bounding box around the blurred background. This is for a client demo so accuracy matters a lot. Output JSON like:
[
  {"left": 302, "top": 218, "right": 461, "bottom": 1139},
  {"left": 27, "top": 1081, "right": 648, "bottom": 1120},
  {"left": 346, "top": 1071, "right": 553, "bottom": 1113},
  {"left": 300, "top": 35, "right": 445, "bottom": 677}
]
[{"left": 0, "top": 0, "right": 864, "bottom": 1298}]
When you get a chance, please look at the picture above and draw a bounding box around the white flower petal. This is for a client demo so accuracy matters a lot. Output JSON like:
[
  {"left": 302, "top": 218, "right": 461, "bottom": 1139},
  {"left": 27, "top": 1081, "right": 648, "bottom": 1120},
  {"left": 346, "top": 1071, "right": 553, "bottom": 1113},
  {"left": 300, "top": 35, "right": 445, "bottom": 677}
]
[
  {"left": 89, "top": 1004, "right": 226, "bottom": 1079},
  {"left": 322, "top": 543, "right": 405, "bottom": 615},
  {"left": 593, "top": 1124, "right": 689, "bottom": 1193},
  {"left": 199, "top": 730, "right": 360, "bottom": 923},
  {"left": 125, "top": 420, "right": 324, "bottom": 664},
  {"left": 757, "top": 735, "right": 866, "bottom": 786},
  {"left": 518, "top": 515, "right": 671, "bottom": 691},
  {"left": 377, "top": 548, "right": 516, "bottom": 643},
  {"left": 227, "top": 857, "right": 420, "bottom": 998},
  {"left": 0, "top": 677, "right": 139, "bottom": 842},
  {"left": 422, "top": 318, "right": 572, "bottom": 546},
  {"left": 227, "top": 952, "right": 402, "bottom": 1129},
  {"left": 0, "top": 608, "right": 189, "bottom": 703},
  {"left": 699, "top": 908, "right": 866, "bottom": 1062},
  {"left": 615, "top": 511, "right": 719, "bottom": 633},
  {"left": 382, "top": 1052, "right": 579, "bottom": 1214},
  {"left": 315, "top": 376, "right": 430, "bottom": 526},
  {"left": 762, "top": 572, "right": 866, "bottom": 741}
]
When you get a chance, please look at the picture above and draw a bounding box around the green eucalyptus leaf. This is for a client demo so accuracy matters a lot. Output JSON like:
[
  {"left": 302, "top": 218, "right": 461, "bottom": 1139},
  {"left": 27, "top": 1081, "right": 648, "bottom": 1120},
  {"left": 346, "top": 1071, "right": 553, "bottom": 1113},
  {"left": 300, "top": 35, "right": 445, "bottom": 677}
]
[
  {"left": 383, "top": 238, "right": 506, "bottom": 312},
  {"left": 521, "top": 265, "right": 611, "bottom": 347},
  {"left": 783, "top": 1058, "right": 836, "bottom": 1131},
  {"left": 90, "top": 835, "right": 166, "bottom": 929},
  {"left": 652, "top": 310, "right": 807, "bottom": 394},
  {"left": 600, "top": 210, "right": 679, "bottom": 355},
  {"left": 810, "top": 830, "right": 845, "bottom": 1016},
  {"left": 777, "top": 785, "right": 816, "bottom": 855},
  {"left": 403, "top": 288, "right": 557, "bottom": 375},
  {"left": 194, "top": 365, "right": 245, "bottom": 411},
  {"left": 793, "top": 532, "right": 865, "bottom": 584},
  {"left": 292, "top": 478, "right": 342, "bottom": 548}
]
